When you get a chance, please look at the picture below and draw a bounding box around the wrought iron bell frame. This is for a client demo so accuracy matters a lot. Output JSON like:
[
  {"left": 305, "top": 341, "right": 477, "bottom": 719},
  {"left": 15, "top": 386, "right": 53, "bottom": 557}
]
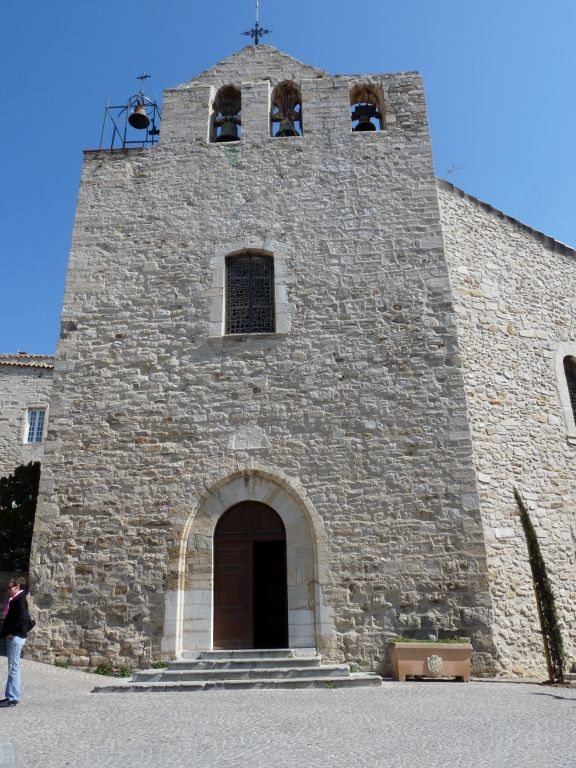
[{"left": 99, "top": 87, "right": 162, "bottom": 150}]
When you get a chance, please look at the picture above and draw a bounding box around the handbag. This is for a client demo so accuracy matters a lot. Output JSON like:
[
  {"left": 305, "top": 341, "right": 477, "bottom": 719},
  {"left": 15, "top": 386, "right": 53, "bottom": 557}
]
[{"left": 26, "top": 614, "right": 36, "bottom": 632}]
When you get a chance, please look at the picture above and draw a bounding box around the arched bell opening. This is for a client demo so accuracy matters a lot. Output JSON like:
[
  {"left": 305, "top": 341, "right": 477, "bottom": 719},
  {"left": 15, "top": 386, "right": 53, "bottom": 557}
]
[
  {"left": 211, "top": 85, "right": 242, "bottom": 143},
  {"left": 270, "top": 81, "right": 302, "bottom": 137},
  {"left": 350, "top": 84, "right": 384, "bottom": 132},
  {"left": 214, "top": 501, "right": 288, "bottom": 649}
]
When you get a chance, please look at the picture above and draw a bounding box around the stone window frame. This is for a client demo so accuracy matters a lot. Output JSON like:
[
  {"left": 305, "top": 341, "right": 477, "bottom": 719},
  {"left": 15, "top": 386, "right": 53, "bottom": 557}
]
[
  {"left": 208, "top": 239, "right": 293, "bottom": 338},
  {"left": 23, "top": 406, "right": 47, "bottom": 444},
  {"left": 554, "top": 343, "right": 576, "bottom": 445}
]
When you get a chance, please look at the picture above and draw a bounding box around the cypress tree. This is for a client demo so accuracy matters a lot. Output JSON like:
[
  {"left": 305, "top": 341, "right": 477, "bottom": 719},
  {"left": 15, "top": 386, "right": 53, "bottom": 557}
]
[{"left": 514, "top": 487, "right": 564, "bottom": 684}]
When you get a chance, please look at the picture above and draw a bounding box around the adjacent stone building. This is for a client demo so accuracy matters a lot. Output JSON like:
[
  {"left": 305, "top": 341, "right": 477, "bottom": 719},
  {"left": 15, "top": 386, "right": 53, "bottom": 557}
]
[
  {"left": 439, "top": 182, "right": 576, "bottom": 675},
  {"left": 0, "top": 354, "right": 53, "bottom": 478},
  {"left": 19, "top": 46, "right": 576, "bottom": 677}
]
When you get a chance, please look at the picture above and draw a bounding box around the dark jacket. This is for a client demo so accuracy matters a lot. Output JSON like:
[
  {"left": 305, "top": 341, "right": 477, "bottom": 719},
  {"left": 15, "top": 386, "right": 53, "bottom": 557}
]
[{"left": 0, "top": 592, "right": 29, "bottom": 639}]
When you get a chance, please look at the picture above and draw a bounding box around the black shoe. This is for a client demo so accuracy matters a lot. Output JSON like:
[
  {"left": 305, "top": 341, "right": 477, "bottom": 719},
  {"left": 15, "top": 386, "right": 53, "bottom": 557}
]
[{"left": 0, "top": 699, "right": 18, "bottom": 707}]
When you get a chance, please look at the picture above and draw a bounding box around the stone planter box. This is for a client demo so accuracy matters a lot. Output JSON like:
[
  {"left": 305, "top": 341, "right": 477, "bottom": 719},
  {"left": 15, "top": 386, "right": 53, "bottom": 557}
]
[{"left": 389, "top": 641, "right": 472, "bottom": 682}]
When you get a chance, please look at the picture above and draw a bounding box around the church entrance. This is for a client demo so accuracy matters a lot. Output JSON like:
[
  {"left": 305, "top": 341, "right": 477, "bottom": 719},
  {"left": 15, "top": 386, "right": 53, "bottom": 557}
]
[{"left": 213, "top": 501, "right": 288, "bottom": 649}]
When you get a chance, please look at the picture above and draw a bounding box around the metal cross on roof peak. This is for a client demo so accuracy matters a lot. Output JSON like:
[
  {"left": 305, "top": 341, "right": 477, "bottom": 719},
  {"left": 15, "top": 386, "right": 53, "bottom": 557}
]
[{"left": 242, "top": 0, "right": 271, "bottom": 45}]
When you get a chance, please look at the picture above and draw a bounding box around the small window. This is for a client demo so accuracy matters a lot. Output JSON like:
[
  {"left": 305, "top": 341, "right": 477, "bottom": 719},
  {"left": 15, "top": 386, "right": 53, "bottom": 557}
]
[
  {"left": 350, "top": 84, "right": 384, "bottom": 132},
  {"left": 25, "top": 409, "right": 46, "bottom": 444},
  {"left": 563, "top": 357, "right": 576, "bottom": 423},
  {"left": 211, "top": 85, "right": 241, "bottom": 143},
  {"left": 226, "top": 253, "right": 275, "bottom": 334},
  {"left": 554, "top": 346, "right": 576, "bottom": 443},
  {"left": 270, "top": 81, "right": 302, "bottom": 137}
]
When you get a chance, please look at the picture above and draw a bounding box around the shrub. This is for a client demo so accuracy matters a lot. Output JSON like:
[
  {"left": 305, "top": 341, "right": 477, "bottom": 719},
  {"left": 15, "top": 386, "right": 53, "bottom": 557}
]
[{"left": 0, "top": 462, "right": 40, "bottom": 571}]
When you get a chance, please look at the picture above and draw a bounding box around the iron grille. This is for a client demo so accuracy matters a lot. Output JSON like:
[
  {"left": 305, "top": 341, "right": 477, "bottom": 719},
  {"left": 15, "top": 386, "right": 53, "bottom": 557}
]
[{"left": 226, "top": 254, "right": 275, "bottom": 334}]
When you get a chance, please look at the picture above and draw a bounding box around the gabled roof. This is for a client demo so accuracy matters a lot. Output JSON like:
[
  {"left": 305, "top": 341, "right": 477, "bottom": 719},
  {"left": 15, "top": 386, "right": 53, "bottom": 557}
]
[
  {"left": 0, "top": 353, "right": 54, "bottom": 369},
  {"left": 438, "top": 179, "right": 575, "bottom": 257},
  {"left": 173, "top": 45, "right": 328, "bottom": 90}
]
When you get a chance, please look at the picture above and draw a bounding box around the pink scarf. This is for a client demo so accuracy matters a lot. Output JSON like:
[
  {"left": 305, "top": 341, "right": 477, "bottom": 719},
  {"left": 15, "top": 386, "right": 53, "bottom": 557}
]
[{"left": 1, "top": 589, "right": 23, "bottom": 619}]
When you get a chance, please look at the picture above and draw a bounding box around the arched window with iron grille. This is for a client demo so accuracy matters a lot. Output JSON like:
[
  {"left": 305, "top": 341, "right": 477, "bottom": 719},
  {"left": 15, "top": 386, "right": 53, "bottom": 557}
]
[{"left": 225, "top": 253, "right": 275, "bottom": 334}]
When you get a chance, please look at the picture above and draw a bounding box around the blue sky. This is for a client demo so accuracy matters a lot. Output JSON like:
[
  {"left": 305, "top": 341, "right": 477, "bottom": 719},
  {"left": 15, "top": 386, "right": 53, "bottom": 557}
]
[{"left": 2, "top": 0, "right": 575, "bottom": 354}]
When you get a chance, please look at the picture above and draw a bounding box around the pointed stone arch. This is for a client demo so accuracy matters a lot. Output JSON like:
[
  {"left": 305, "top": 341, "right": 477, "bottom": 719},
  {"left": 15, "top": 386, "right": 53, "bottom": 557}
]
[{"left": 162, "top": 467, "right": 335, "bottom": 658}]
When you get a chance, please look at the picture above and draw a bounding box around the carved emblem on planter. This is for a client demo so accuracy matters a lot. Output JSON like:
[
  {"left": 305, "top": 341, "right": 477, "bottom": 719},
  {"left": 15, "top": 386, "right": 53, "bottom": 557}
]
[
  {"left": 426, "top": 655, "right": 443, "bottom": 675},
  {"left": 389, "top": 641, "right": 472, "bottom": 682}
]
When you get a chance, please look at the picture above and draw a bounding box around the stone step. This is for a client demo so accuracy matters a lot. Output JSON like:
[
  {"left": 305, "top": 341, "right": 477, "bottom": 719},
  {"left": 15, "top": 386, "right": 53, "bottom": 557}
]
[
  {"left": 165, "top": 656, "right": 322, "bottom": 672},
  {"left": 132, "top": 663, "right": 350, "bottom": 683},
  {"left": 93, "top": 673, "right": 383, "bottom": 693},
  {"left": 182, "top": 648, "right": 313, "bottom": 661},
  {"left": 91, "top": 648, "right": 383, "bottom": 693}
]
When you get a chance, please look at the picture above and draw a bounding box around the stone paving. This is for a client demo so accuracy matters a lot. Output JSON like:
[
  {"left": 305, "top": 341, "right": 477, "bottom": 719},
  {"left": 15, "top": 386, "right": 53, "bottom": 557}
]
[{"left": 0, "top": 660, "right": 575, "bottom": 767}]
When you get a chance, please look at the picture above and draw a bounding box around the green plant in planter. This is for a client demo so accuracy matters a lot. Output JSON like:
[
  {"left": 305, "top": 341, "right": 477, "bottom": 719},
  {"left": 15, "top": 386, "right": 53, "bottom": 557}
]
[{"left": 388, "top": 635, "right": 473, "bottom": 681}]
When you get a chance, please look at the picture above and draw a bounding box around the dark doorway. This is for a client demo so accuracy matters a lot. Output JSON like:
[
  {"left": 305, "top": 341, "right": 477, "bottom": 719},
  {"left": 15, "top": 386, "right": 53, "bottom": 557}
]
[
  {"left": 253, "top": 541, "right": 287, "bottom": 648},
  {"left": 213, "top": 501, "right": 288, "bottom": 650}
]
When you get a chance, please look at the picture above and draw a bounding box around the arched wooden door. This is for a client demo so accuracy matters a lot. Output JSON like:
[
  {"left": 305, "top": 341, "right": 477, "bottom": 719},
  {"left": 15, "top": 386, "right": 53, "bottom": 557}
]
[{"left": 214, "top": 501, "right": 288, "bottom": 649}]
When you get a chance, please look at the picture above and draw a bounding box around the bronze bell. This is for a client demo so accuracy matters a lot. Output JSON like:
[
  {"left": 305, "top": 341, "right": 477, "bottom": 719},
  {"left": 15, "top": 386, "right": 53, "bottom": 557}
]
[
  {"left": 128, "top": 103, "right": 150, "bottom": 130},
  {"left": 354, "top": 113, "right": 376, "bottom": 132},
  {"left": 277, "top": 119, "right": 297, "bottom": 137},
  {"left": 216, "top": 120, "right": 240, "bottom": 142}
]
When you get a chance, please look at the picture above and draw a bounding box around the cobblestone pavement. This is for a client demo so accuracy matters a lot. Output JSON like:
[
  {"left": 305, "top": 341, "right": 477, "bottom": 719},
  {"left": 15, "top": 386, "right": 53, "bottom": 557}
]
[{"left": 0, "top": 660, "right": 575, "bottom": 767}]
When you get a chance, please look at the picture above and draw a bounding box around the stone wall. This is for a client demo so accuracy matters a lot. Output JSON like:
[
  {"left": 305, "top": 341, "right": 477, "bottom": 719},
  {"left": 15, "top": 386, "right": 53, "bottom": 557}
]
[
  {"left": 29, "top": 48, "right": 496, "bottom": 673},
  {"left": 439, "top": 180, "right": 576, "bottom": 676},
  {"left": 0, "top": 357, "right": 53, "bottom": 479}
]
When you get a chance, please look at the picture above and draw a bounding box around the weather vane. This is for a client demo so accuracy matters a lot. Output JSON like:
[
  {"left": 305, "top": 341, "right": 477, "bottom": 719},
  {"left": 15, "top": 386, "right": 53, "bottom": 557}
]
[{"left": 242, "top": 0, "right": 271, "bottom": 45}]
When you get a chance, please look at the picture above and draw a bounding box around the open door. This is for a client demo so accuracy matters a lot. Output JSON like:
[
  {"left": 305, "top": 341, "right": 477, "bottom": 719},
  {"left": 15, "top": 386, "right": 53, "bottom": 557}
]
[{"left": 214, "top": 501, "right": 288, "bottom": 649}]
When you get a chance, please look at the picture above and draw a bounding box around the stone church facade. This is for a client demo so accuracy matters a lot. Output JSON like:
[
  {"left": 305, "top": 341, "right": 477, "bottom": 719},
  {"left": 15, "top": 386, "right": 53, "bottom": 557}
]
[{"left": 19, "top": 46, "right": 575, "bottom": 676}]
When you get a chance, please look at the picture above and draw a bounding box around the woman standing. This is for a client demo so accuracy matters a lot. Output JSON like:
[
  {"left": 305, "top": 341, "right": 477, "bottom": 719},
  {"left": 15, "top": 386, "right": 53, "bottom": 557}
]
[{"left": 0, "top": 578, "right": 30, "bottom": 707}]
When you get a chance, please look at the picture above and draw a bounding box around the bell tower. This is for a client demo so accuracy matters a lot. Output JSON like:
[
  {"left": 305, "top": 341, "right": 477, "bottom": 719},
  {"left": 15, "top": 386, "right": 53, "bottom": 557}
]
[{"left": 29, "top": 45, "right": 497, "bottom": 674}]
